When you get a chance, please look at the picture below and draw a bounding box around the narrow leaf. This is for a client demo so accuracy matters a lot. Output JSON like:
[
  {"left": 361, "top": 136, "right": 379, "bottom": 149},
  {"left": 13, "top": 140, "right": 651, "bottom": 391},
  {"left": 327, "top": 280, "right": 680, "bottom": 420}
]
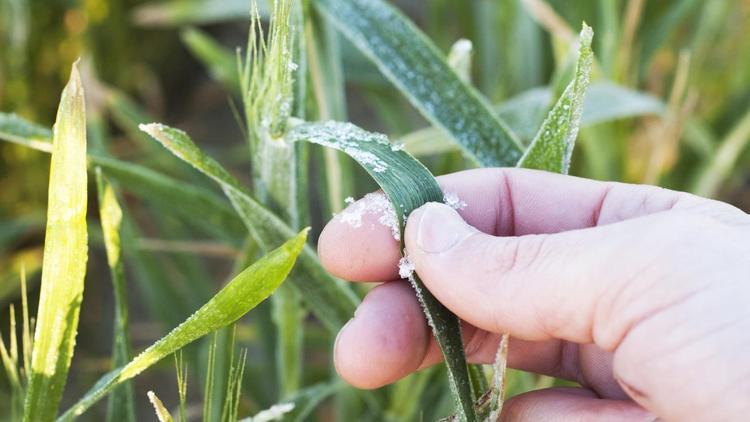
[
  {"left": 58, "top": 229, "right": 308, "bottom": 421},
  {"left": 690, "top": 107, "right": 750, "bottom": 197},
  {"left": 132, "top": 0, "right": 266, "bottom": 27},
  {"left": 23, "top": 61, "right": 88, "bottom": 422},
  {"left": 402, "top": 82, "right": 662, "bottom": 158},
  {"left": 0, "top": 117, "right": 246, "bottom": 242},
  {"left": 139, "top": 123, "right": 359, "bottom": 331},
  {"left": 313, "top": 0, "right": 523, "bottom": 167},
  {"left": 0, "top": 112, "right": 51, "bottom": 145},
  {"left": 147, "top": 391, "right": 174, "bottom": 422},
  {"left": 96, "top": 170, "right": 136, "bottom": 422},
  {"left": 286, "top": 121, "right": 477, "bottom": 422},
  {"left": 518, "top": 24, "right": 594, "bottom": 173}
]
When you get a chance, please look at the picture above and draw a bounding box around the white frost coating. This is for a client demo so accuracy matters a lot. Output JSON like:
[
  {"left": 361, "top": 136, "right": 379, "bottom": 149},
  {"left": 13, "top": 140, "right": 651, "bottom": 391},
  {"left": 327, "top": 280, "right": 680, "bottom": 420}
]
[
  {"left": 398, "top": 256, "right": 415, "bottom": 279},
  {"left": 336, "top": 192, "right": 400, "bottom": 240},
  {"left": 287, "top": 121, "right": 391, "bottom": 173},
  {"left": 344, "top": 147, "right": 388, "bottom": 172},
  {"left": 250, "top": 402, "right": 295, "bottom": 422},
  {"left": 390, "top": 142, "right": 405, "bottom": 151},
  {"left": 451, "top": 39, "right": 473, "bottom": 56},
  {"left": 443, "top": 192, "right": 467, "bottom": 210},
  {"left": 146, "top": 391, "right": 169, "bottom": 422}
]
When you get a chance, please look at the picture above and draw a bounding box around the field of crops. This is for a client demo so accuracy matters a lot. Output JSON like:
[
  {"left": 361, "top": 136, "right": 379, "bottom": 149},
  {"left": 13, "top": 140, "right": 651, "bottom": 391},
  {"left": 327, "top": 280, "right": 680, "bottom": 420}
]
[{"left": 1, "top": 0, "right": 749, "bottom": 420}]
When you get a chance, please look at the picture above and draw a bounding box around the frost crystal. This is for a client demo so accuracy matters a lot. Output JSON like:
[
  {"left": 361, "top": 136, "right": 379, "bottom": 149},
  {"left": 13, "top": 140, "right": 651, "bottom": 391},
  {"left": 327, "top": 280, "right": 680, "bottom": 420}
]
[
  {"left": 337, "top": 192, "right": 400, "bottom": 240},
  {"left": 443, "top": 192, "right": 467, "bottom": 210},
  {"left": 251, "top": 403, "right": 295, "bottom": 422},
  {"left": 390, "top": 142, "right": 405, "bottom": 151},
  {"left": 286, "top": 121, "right": 391, "bottom": 173},
  {"left": 398, "top": 256, "right": 415, "bottom": 279}
]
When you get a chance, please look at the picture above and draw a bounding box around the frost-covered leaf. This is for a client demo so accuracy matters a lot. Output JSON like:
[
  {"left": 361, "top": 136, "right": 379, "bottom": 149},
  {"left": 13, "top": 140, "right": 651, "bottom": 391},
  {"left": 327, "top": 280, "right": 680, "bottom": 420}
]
[
  {"left": 139, "top": 123, "right": 358, "bottom": 331},
  {"left": 517, "top": 24, "right": 594, "bottom": 173},
  {"left": 313, "top": 0, "right": 523, "bottom": 167},
  {"left": 403, "top": 81, "right": 664, "bottom": 158},
  {"left": 58, "top": 230, "right": 308, "bottom": 421},
  {"left": 287, "top": 121, "right": 477, "bottom": 422},
  {"left": 147, "top": 391, "right": 174, "bottom": 422},
  {"left": 23, "top": 62, "right": 88, "bottom": 422},
  {"left": 447, "top": 39, "right": 473, "bottom": 83}
]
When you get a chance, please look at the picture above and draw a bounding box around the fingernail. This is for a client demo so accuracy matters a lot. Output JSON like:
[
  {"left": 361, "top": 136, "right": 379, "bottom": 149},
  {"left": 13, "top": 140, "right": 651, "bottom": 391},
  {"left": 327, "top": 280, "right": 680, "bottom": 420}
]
[{"left": 415, "top": 202, "right": 470, "bottom": 253}]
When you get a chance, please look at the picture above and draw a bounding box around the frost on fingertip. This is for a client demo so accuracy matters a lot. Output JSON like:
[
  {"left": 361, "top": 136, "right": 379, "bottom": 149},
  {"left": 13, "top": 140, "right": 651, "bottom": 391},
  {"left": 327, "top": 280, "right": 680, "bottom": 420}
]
[
  {"left": 443, "top": 191, "right": 467, "bottom": 210},
  {"left": 336, "top": 192, "right": 401, "bottom": 240}
]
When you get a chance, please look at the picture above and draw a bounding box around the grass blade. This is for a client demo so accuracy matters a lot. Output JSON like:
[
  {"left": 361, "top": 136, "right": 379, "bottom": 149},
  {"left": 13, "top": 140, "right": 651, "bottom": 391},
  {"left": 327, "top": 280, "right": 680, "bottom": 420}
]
[
  {"left": 690, "top": 107, "right": 750, "bottom": 197},
  {"left": 0, "top": 112, "right": 51, "bottom": 145},
  {"left": 139, "top": 123, "right": 359, "bottom": 332},
  {"left": 517, "top": 24, "right": 594, "bottom": 173},
  {"left": 313, "top": 0, "right": 524, "bottom": 167},
  {"left": 147, "top": 391, "right": 174, "bottom": 422},
  {"left": 58, "top": 229, "right": 309, "bottom": 420},
  {"left": 132, "top": 0, "right": 265, "bottom": 27},
  {"left": 95, "top": 170, "right": 136, "bottom": 422},
  {"left": 402, "top": 81, "right": 662, "bottom": 157},
  {"left": 0, "top": 117, "right": 246, "bottom": 242},
  {"left": 286, "top": 121, "right": 477, "bottom": 422},
  {"left": 23, "top": 61, "right": 88, "bottom": 422}
]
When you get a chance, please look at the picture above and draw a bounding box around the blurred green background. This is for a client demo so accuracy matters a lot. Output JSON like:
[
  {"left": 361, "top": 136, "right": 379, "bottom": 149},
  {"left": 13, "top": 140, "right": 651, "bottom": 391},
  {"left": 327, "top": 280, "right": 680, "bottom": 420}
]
[{"left": 1, "top": 0, "right": 749, "bottom": 420}]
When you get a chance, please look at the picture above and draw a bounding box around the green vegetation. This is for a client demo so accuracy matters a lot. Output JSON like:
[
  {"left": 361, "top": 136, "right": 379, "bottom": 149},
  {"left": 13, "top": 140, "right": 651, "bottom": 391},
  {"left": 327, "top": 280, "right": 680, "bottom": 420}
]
[{"left": 1, "top": 0, "right": 749, "bottom": 420}]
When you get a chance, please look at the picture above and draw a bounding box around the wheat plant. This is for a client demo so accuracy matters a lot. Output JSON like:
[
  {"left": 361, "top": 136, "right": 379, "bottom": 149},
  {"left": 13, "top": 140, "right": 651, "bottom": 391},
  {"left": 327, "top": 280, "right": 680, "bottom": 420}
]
[{"left": 1, "top": 0, "right": 748, "bottom": 421}]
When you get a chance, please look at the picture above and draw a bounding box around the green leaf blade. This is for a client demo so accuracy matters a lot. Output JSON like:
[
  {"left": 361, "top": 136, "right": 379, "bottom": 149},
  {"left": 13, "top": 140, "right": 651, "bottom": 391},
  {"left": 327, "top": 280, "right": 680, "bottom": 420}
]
[
  {"left": 24, "top": 62, "right": 88, "bottom": 422},
  {"left": 314, "top": 0, "right": 523, "bottom": 167},
  {"left": 518, "top": 24, "right": 594, "bottom": 174},
  {"left": 139, "top": 123, "right": 359, "bottom": 331},
  {"left": 287, "top": 121, "right": 477, "bottom": 422},
  {"left": 59, "top": 229, "right": 308, "bottom": 421}
]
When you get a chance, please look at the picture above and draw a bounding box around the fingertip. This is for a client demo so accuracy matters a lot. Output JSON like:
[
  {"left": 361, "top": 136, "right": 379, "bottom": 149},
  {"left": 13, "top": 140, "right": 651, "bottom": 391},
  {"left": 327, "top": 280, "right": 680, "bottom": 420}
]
[
  {"left": 318, "top": 198, "right": 402, "bottom": 282},
  {"left": 334, "top": 282, "right": 429, "bottom": 388}
]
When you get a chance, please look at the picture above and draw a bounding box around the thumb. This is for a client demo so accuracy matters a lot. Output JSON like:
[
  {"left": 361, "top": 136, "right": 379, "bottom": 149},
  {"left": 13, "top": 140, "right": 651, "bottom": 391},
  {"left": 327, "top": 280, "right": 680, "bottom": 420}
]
[{"left": 403, "top": 202, "right": 687, "bottom": 348}]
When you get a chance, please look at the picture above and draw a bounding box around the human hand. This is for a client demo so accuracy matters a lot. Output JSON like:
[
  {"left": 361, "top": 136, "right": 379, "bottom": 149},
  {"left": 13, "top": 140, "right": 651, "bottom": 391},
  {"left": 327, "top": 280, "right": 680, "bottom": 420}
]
[{"left": 318, "top": 168, "right": 750, "bottom": 421}]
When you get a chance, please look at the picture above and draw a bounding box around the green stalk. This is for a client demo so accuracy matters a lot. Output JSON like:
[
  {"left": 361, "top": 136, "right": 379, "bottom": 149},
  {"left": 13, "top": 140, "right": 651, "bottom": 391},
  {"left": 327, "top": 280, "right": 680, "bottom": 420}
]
[
  {"left": 95, "top": 171, "right": 136, "bottom": 422},
  {"left": 241, "top": 0, "right": 306, "bottom": 398}
]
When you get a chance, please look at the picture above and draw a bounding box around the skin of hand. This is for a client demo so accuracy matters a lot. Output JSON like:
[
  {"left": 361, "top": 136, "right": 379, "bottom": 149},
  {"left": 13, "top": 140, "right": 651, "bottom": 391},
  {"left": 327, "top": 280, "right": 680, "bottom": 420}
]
[{"left": 317, "top": 168, "right": 750, "bottom": 422}]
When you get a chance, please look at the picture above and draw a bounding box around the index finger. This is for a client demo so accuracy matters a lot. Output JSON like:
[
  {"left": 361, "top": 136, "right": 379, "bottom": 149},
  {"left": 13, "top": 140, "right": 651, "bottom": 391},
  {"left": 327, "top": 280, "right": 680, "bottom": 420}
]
[{"left": 317, "top": 167, "right": 688, "bottom": 282}]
